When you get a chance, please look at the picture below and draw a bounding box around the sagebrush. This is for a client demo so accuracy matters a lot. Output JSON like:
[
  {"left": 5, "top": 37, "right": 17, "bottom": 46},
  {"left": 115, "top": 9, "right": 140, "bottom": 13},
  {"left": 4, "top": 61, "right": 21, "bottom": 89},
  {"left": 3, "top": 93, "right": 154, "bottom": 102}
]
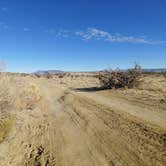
[
  {"left": 99, "top": 65, "right": 142, "bottom": 89},
  {"left": 163, "top": 72, "right": 166, "bottom": 78}
]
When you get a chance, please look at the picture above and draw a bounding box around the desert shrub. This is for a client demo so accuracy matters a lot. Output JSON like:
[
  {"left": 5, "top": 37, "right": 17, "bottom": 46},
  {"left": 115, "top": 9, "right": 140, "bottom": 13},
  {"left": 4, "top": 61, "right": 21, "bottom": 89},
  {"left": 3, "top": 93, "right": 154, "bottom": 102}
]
[
  {"left": 0, "top": 87, "right": 13, "bottom": 111},
  {"left": 0, "top": 74, "right": 45, "bottom": 112},
  {"left": 0, "top": 75, "right": 13, "bottom": 111},
  {"left": 92, "top": 74, "right": 98, "bottom": 78},
  {"left": 163, "top": 72, "right": 166, "bottom": 78},
  {"left": 34, "top": 73, "right": 41, "bottom": 78},
  {"left": 66, "top": 73, "right": 71, "bottom": 77},
  {"left": 74, "top": 74, "right": 80, "bottom": 78},
  {"left": 18, "top": 84, "right": 42, "bottom": 110},
  {"left": 0, "top": 115, "right": 13, "bottom": 142},
  {"left": 99, "top": 65, "right": 142, "bottom": 89},
  {"left": 21, "top": 73, "right": 29, "bottom": 77},
  {"left": 58, "top": 74, "right": 64, "bottom": 78},
  {"left": 44, "top": 73, "right": 52, "bottom": 79}
]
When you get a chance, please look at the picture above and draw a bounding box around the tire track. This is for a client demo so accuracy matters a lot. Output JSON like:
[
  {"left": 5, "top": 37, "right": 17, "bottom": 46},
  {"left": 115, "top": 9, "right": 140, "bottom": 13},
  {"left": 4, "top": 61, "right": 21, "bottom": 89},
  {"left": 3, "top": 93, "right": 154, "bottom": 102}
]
[{"left": 59, "top": 91, "right": 166, "bottom": 166}]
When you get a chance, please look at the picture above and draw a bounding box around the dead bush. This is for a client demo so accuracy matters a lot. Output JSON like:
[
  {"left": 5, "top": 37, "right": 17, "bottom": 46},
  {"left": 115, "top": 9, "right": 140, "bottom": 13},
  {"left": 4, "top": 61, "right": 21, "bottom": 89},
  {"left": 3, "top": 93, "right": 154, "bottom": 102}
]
[
  {"left": 21, "top": 73, "right": 29, "bottom": 77},
  {"left": 58, "top": 74, "right": 64, "bottom": 78},
  {"left": 44, "top": 73, "right": 53, "bottom": 79},
  {"left": 163, "top": 72, "right": 166, "bottom": 78},
  {"left": 18, "top": 84, "right": 42, "bottom": 110},
  {"left": 0, "top": 115, "right": 13, "bottom": 143},
  {"left": 0, "top": 76, "right": 13, "bottom": 111},
  {"left": 34, "top": 73, "right": 41, "bottom": 78},
  {"left": 99, "top": 65, "right": 142, "bottom": 89}
]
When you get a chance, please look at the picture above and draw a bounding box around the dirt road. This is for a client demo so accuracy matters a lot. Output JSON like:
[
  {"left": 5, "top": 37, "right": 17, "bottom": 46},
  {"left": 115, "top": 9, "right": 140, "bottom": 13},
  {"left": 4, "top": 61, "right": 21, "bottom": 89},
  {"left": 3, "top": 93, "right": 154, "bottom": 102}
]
[{"left": 0, "top": 76, "right": 165, "bottom": 166}]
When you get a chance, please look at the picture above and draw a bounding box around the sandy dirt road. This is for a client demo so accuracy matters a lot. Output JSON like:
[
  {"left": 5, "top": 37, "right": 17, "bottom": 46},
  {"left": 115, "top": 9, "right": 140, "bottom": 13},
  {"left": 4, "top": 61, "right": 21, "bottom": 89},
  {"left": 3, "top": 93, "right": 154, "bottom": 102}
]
[{"left": 0, "top": 77, "right": 165, "bottom": 166}]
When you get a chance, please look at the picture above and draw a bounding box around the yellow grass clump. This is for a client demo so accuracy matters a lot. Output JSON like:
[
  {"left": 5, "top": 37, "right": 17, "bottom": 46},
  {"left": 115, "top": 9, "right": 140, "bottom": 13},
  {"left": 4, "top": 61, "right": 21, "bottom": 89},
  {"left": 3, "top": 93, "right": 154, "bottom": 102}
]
[
  {"left": 17, "top": 83, "right": 42, "bottom": 110},
  {"left": 0, "top": 115, "right": 14, "bottom": 143}
]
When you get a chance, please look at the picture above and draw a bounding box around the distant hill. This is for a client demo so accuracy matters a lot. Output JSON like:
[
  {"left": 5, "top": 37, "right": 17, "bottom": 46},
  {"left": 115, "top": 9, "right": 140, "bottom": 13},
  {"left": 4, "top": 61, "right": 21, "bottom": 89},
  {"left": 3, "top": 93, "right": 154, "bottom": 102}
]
[
  {"left": 34, "top": 70, "right": 64, "bottom": 75},
  {"left": 33, "top": 68, "right": 166, "bottom": 75},
  {"left": 142, "top": 68, "right": 166, "bottom": 73}
]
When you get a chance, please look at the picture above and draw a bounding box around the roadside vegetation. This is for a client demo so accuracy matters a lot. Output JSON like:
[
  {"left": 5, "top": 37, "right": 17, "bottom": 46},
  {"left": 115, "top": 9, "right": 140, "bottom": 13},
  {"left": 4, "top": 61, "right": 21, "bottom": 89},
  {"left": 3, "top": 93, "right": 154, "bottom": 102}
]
[
  {"left": 0, "top": 115, "right": 13, "bottom": 143},
  {"left": 98, "top": 64, "right": 142, "bottom": 89},
  {"left": 163, "top": 72, "right": 166, "bottom": 78}
]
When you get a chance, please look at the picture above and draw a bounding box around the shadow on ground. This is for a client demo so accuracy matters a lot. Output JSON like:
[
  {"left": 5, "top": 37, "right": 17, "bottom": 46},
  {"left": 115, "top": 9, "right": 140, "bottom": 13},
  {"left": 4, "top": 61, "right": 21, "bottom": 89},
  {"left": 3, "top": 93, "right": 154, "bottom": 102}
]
[{"left": 73, "top": 87, "right": 106, "bottom": 92}]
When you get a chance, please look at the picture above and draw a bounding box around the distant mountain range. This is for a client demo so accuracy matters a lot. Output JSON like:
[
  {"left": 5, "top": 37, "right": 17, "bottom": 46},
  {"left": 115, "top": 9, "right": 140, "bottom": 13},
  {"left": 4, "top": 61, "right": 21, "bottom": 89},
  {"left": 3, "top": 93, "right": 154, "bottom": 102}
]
[
  {"left": 34, "top": 70, "right": 64, "bottom": 75},
  {"left": 34, "top": 68, "right": 166, "bottom": 75},
  {"left": 142, "top": 68, "right": 166, "bottom": 73}
]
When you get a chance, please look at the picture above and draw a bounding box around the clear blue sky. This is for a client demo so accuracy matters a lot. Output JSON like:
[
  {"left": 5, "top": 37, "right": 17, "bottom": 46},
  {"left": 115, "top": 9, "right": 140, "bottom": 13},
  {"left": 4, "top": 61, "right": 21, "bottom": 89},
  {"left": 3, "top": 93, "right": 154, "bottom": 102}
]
[{"left": 0, "top": 0, "right": 165, "bottom": 72}]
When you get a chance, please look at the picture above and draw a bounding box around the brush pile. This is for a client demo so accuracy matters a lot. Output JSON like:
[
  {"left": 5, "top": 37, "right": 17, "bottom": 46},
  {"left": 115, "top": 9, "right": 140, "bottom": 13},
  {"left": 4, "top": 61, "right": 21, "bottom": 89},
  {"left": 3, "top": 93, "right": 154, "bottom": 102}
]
[{"left": 99, "top": 65, "right": 142, "bottom": 89}]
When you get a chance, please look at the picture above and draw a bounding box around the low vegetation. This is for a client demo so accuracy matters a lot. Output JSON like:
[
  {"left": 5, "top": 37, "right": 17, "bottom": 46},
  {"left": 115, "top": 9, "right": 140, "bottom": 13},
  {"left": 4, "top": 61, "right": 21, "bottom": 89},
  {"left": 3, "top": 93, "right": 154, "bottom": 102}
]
[
  {"left": 0, "top": 74, "right": 43, "bottom": 143},
  {"left": 0, "top": 69, "right": 165, "bottom": 165},
  {"left": 0, "top": 115, "right": 13, "bottom": 143},
  {"left": 99, "top": 64, "right": 142, "bottom": 89},
  {"left": 163, "top": 72, "right": 166, "bottom": 78}
]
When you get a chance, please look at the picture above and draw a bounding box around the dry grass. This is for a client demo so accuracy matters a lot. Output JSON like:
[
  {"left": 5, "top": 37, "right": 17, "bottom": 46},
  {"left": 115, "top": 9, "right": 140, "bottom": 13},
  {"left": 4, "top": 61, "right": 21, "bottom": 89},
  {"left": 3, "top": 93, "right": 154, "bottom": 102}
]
[
  {"left": 0, "top": 74, "right": 43, "bottom": 111},
  {"left": 0, "top": 74, "right": 14, "bottom": 111},
  {"left": 0, "top": 74, "right": 14, "bottom": 142},
  {"left": 0, "top": 72, "right": 165, "bottom": 166},
  {"left": 0, "top": 115, "right": 14, "bottom": 143},
  {"left": 0, "top": 74, "right": 44, "bottom": 143},
  {"left": 163, "top": 72, "right": 166, "bottom": 78},
  {"left": 16, "top": 83, "right": 42, "bottom": 110}
]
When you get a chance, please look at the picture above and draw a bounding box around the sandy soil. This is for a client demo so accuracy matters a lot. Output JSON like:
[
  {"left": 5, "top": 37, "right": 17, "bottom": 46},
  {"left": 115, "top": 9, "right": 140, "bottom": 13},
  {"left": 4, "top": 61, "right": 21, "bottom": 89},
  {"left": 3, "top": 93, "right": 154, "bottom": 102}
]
[{"left": 0, "top": 73, "right": 165, "bottom": 166}]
